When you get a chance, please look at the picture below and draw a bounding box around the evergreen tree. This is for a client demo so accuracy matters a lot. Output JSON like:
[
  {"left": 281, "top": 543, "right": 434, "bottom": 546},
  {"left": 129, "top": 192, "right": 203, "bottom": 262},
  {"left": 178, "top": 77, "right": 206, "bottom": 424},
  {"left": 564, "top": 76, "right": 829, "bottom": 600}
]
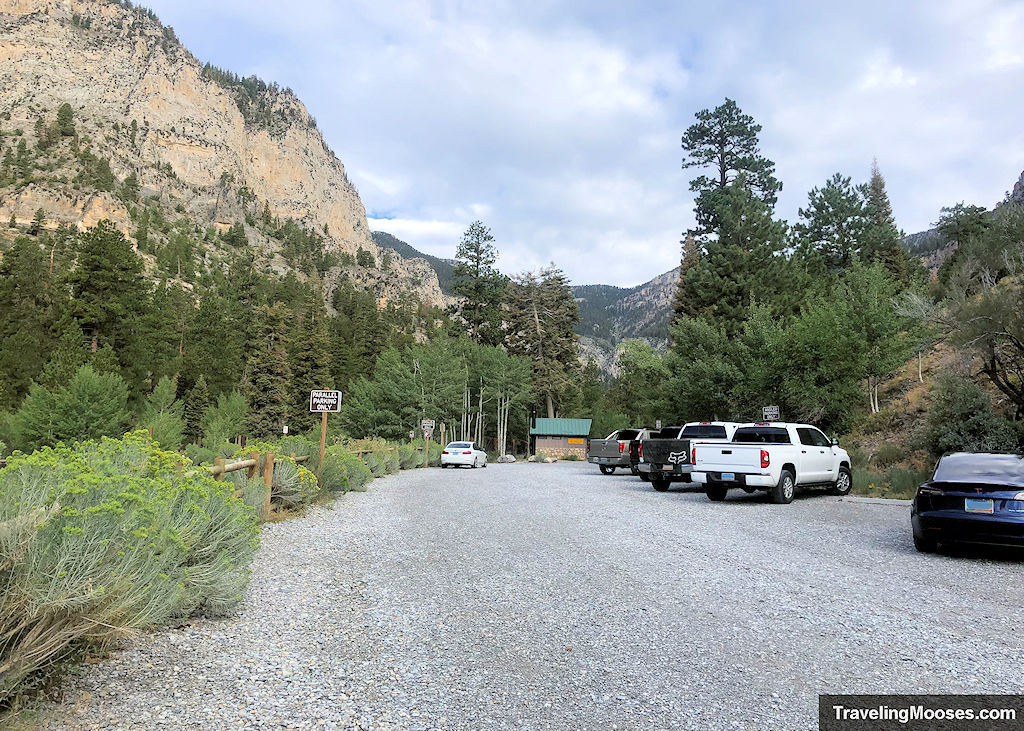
[
  {"left": 184, "top": 375, "right": 210, "bottom": 446},
  {"left": 66, "top": 220, "right": 150, "bottom": 392},
  {"left": 793, "top": 173, "right": 868, "bottom": 271},
  {"left": 861, "top": 160, "right": 913, "bottom": 284},
  {"left": 681, "top": 181, "right": 787, "bottom": 333},
  {"left": 607, "top": 340, "right": 670, "bottom": 426},
  {"left": 201, "top": 391, "right": 247, "bottom": 445},
  {"left": 451, "top": 220, "right": 507, "bottom": 345},
  {"left": 0, "top": 236, "right": 57, "bottom": 409},
  {"left": 671, "top": 232, "right": 701, "bottom": 321},
  {"left": 56, "top": 102, "right": 75, "bottom": 137},
  {"left": 287, "top": 284, "right": 333, "bottom": 432},
  {"left": 682, "top": 98, "right": 781, "bottom": 233},
  {"left": 140, "top": 375, "right": 185, "bottom": 450},
  {"left": 28, "top": 207, "right": 46, "bottom": 236},
  {"left": 504, "top": 266, "right": 580, "bottom": 418},
  {"left": 243, "top": 304, "right": 292, "bottom": 439},
  {"left": 9, "top": 365, "right": 130, "bottom": 452},
  {"left": 39, "top": 323, "right": 90, "bottom": 390}
]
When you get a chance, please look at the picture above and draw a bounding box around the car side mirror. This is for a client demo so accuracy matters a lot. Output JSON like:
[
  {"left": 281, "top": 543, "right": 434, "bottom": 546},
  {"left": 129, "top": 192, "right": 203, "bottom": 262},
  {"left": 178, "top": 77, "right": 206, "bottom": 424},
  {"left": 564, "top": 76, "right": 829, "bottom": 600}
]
[{"left": 831, "top": 437, "right": 839, "bottom": 447}]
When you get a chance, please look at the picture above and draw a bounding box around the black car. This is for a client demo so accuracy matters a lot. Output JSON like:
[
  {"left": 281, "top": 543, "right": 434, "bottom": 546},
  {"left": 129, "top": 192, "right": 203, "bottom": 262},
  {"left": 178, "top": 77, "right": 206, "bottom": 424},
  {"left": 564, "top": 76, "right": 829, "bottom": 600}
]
[{"left": 911, "top": 452, "right": 1024, "bottom": 553}]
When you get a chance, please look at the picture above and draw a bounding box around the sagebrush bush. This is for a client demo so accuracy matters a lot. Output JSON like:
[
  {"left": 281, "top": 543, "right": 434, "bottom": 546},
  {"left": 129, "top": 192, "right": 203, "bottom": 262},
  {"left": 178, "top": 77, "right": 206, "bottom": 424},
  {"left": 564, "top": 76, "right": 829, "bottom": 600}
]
[
  {"left": 383, "top": 448, "right": 400, "bottom": 474},
  {"left": 873, "top": 442, "right": 906, "bottom": 468},
  {"left": 0, "top": 432, "right": 257, "bottom": 704},
  {"left": 342, "top": 452, "right": 373, "bottom": 491},
  {"left": 270, "top": 456, "right": 320, "bottom": 508},
  {"left": 921, "top": 374, "right": 1017, "bottom": 456},
  {"left": 398, "top": 443, "right": 419, "bottom": 470},
  {"left": 364, "top": 452, "right": 386, "bottom": 477},
  {"left": 319, "top": 446, "right": 351, "bottom": 493}
]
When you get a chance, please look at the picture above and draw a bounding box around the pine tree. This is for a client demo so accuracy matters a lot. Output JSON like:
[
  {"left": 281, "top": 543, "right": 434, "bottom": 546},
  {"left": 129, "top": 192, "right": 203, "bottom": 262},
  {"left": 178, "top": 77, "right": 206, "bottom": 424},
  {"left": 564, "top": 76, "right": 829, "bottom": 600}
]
[
  {"left": 0, "top": 236, "right": 57, "bottom": 409},
  {"left": 28, "top": 207, "right": 46, "bottom": 236},
  {"left": 861, "top": 159, "right": 912, "bottom": 284},
  {"left": 682, "top": 98, "right": 781, "bottom": 233},
  {"left": 39, "top": 323, "right": 90, "bottom": 389},
  {"left": 287, "top": 284, "right": 333, "bottom": 432},
  {"left": 140, "top": 375, "right": 185, "bottom": 450},
  {"left": 681, "top": 181, "right": 787, "bottom": 333},
  {"left": 792, "top": 173, "right": 869, "bottom": 272},
  {"left": 504, "top": 266, "right": 580, "bottom": 418},
  {"left": 451, "top": 220, "right": 507, "bottom": 345},
  {"left": 56, "top": 102, "right": 75, "bottom": 137},
  {"left": 243, "top": 304, "right": 292, "bottom": 439},
  {"left": 184, "top": 375, "right": 210, "bottom": 445},
  {"left": 671, "top": 232, "right": 701, "bottom": 320}
]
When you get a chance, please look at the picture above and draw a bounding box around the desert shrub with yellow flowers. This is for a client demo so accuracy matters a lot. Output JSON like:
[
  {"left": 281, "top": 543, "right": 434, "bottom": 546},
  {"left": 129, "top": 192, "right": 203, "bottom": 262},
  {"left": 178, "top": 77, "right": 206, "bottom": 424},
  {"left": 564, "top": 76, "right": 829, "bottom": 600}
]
[{"left": 0, "top": 431, "right": 258, "bottom": 706}]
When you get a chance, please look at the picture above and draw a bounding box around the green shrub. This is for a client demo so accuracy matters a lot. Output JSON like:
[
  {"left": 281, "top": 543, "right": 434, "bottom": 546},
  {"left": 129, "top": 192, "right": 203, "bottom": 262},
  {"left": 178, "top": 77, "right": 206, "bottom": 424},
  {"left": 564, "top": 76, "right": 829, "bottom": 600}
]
[
  {"left": 858, "top": 409, "right": 901, "bottom": 435},
  {"left": 139, "top": 376, "right": 184, "bottom": 451},
  {"left": 319, "top": 445, "right": 351, "bottom": 493},
  {"left": 0, "top": 431, "right": 257, "bottom": 703},
  {"left": 383, "top": 448, "right": 400, "bottom": 474},
  {"left": 342, "top": 451, "right": 372, "bottom": 491},
  {"left": 201, "top": 391, "right": 247, "bottom": 445},
  {"left": 278, "top": 434, "right": 314, "bottom": 461},
  {"left": 364, "top": 452, "right": 386, "bottom": 477},
  {"left": 184, "top": 443, "right": 216, "bottom": 465},
  {"left": 921, "top": 374, "right": 1017, "bottom": 456},
  {"left": 873, "top": 442, "right": 906, "bottom": 469},
  {"left": 853, "top": 466, "right": 933, "bottom": 500},
  {"left": 398, "top": 443, "right": 419, "bottom": 470},
  {"left": 270, "top": 456, "right": 319, "bottom": 508}
]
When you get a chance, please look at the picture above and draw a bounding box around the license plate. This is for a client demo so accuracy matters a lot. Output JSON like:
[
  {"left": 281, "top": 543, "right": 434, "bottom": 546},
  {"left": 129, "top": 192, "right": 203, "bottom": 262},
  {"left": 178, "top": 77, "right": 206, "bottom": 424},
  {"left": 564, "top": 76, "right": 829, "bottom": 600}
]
[
  {"left": 721, "top": 473, "right": 735, "bottom": 481},
  {"left": 965, "top": 498, "right": 993, "bottom": 514},
  {"left": 662, "top": 465, "right": 674, "bottom": 471}
]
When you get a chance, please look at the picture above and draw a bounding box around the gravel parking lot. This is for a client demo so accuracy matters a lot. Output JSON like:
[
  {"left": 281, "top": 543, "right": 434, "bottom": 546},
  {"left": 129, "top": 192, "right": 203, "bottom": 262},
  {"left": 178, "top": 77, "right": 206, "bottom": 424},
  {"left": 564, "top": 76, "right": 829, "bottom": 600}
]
[{"left": 50, "top": 462, "right": 1024, "bottom": 730}]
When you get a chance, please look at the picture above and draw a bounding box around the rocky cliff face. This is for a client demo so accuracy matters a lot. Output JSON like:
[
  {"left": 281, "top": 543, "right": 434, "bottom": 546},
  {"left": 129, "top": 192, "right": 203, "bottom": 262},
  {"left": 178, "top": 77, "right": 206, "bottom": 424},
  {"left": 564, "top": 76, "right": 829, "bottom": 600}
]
[
  {"left": 573, "top": 268, "right": 676, "bottom": 372},
  {"left": 0, "top": 0, "right": 446, "bottom": 306}
]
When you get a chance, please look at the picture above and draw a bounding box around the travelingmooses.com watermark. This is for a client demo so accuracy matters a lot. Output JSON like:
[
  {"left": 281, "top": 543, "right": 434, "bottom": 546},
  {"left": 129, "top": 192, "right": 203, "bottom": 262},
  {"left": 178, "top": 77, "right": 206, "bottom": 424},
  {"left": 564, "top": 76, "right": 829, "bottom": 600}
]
[{"left": 819, "top": 695, "right": 1023, "bottom": 730}]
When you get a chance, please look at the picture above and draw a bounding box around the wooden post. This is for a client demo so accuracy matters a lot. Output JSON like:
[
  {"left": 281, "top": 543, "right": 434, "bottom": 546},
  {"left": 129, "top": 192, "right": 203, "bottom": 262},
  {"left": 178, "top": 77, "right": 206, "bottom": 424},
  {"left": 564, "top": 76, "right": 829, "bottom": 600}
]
[
  {"left": 319, "top": 410, "right": 327, "bottom": 480},
  {"left": 423, "top": 430, "right": 430, "bottom": 468},
  {"left": 247, "top": 452, "right": 259, "bottom": 479},
  {"left": 440, "top": 422, "right": 445, "bottom": 451},
  {"left": 213, "top": 456, "right": 226, "bottom": 481},
  {"left": 148, "top": 425, "right": 155, "bottom": 440},
  {"left": 262, "top": 452, "right": 274, "bottom": 520}
]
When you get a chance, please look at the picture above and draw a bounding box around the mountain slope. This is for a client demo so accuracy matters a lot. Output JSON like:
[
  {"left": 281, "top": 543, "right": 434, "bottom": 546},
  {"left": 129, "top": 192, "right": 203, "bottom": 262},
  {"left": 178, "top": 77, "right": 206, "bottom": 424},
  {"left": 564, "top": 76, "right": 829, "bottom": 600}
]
[
  {"left": 573, "top": 268, "right": 677, "bottom": 370},
  {"left": 372, "top": 230, "right": 456, "bottom": 295},
  {"left": 0, "top": 0, "right": 444, "bottom": 305}
]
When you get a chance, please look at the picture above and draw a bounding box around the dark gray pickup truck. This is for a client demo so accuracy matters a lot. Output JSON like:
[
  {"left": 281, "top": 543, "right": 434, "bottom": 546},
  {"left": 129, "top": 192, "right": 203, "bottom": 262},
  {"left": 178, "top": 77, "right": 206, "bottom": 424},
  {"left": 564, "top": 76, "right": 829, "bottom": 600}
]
[
  {"left": 638, "top": 422, "right": 740, "bottom": 492},
  {"left": 587, "top": 429, "right": 641, "bottom": 474}
]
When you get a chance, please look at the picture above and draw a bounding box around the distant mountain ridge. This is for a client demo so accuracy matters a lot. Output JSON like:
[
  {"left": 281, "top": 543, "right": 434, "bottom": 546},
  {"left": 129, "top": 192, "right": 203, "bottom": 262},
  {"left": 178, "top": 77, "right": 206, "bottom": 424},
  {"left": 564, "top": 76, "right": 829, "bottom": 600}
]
[{"left": 372, "top": 231, "right": 457, "bottom": 295}]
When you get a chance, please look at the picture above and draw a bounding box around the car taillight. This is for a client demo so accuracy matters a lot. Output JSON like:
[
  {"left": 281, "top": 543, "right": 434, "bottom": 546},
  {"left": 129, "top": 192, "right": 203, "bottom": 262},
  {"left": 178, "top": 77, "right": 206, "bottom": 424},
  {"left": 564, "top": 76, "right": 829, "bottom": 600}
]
[
  {"left": 463, "top": 451, "right": 472, "bottom": 455},
  {"left": 442, "top": 451, "right": 448, "bottom": 455},
  {"left": 760, "top": 450, "right": 770, "bottom": 469},
  {"left": 638, "top": 443, "right": 643, "bottom": 459},
  {"left": 691, "top": 446, "right": 696, "bottom": 464},
  {"left": 619, "top": 442, "right": 625, "bottom": 453}
]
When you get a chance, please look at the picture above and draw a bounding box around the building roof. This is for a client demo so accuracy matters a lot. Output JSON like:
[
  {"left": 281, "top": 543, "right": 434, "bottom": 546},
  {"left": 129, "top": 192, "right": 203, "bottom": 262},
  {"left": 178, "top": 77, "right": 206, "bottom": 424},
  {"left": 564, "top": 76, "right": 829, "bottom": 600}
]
[{"left": 530, "top": 418, "right": 593, "bottom": 436}]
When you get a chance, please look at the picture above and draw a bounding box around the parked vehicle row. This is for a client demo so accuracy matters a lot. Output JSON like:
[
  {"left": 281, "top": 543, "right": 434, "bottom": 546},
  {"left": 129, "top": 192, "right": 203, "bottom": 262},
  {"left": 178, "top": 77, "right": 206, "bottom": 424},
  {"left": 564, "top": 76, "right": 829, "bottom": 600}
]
[{"left": 587, "top": 421, "right": 1024, "bottom": 553}]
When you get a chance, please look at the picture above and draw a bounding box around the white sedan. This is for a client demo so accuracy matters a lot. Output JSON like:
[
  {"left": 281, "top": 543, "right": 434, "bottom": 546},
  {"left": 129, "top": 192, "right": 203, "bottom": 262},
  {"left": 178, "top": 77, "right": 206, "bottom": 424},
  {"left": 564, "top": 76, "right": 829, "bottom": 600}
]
[{"left": 441, "top": 441, "right": 488, "bottom": 468}]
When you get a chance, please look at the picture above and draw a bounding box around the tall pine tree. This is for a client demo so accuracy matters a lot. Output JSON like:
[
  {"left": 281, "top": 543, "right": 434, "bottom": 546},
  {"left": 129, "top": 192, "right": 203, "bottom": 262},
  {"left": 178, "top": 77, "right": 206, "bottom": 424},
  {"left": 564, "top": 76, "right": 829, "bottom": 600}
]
[{"left": 451, "top": 220, "right": 507, "bottom": 345}]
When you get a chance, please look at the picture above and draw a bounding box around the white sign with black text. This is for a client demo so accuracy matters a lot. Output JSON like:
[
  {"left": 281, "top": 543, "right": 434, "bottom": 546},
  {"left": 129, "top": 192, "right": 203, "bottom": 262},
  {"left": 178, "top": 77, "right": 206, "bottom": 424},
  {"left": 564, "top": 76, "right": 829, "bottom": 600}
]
[{"left": 309, "top": 390, "right": 342, "bottom": 413}]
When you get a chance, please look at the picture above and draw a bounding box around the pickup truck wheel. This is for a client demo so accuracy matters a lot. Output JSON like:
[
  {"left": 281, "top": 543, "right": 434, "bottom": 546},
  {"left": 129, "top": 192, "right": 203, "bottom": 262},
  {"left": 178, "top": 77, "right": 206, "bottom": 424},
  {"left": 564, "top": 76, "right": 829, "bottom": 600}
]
[
  {"left": 829, "top": 467, "right": 853, "bottom": 496},
  {"left": 599, "top": 465, "right": 616, "bottom": 475},
  {"left": 706, "top": 484, "right": 728, "bottom": 501},
  {"left": 770, "top": 469, "right": 795, "bottom": 504},
  {"left": 651, "top": 475, "right": 669, "bottom": 492},
  {"left": 639, "top": 472, "right": 651, "bottom": 482}
]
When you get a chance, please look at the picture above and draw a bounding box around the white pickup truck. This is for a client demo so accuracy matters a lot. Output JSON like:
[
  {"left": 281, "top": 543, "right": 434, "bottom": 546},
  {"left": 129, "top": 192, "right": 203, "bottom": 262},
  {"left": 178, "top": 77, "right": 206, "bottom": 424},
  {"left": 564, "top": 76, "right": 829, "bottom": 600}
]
[{"left": 690, "top": 423, "right": 852, "bottom": 504}]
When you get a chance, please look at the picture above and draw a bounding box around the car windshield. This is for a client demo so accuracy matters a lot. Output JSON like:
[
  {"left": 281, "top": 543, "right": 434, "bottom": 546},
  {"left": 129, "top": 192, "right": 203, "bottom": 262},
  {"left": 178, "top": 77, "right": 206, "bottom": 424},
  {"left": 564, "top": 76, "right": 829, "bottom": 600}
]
[
  {"left": 733, "top": 427, "right": 791, "bottom": 444},
  {"left": 447, "top": 442, "right": 472, "bottom": 449},
  {"left": 933, "top": 453, "right": 1024, "bottom": 486},
  {"left": 681, "top": 425, "right": 727, "bottom": 439}
]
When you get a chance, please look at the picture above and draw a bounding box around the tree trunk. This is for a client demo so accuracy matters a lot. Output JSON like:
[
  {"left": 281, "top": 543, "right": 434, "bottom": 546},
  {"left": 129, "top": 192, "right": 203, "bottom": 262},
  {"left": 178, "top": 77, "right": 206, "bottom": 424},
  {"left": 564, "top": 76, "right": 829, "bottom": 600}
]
[
  {"left": 918, "top": 351, "right": 923, "bottom": 383},
  {"left": 546, "top": 392, "right": 554, "bottom": 419}
]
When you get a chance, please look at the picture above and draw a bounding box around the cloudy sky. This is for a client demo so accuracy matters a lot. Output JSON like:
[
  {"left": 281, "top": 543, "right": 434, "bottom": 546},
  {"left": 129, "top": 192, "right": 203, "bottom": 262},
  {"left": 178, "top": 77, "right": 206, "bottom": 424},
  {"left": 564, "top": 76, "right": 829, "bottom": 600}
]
[{"left": 146, "top": 0, "right": 1024, "bottom": 287}]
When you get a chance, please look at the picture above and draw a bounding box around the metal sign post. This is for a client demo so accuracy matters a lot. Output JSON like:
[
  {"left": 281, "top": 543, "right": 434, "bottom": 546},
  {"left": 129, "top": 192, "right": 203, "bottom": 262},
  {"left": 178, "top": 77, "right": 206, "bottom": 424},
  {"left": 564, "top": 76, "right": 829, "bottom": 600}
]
[
  {"left": 310, "top": 390, "right": 343, "bottom": 478},
  {"left": 421, "top": 419, "right": 435, "bottom": 467}
]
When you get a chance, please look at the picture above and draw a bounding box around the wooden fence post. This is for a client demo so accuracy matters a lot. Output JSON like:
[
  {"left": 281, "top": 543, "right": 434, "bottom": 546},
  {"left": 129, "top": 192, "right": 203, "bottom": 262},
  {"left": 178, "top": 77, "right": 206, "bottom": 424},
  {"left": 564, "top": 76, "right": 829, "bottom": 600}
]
[
  {"left": 247, "top": 452, "right": 259, "bottom": 479},
  {"left": 213, "top": 456, "right": 225, "bottom": 481},
  {"left": 262, "top": 452, "right": 275, "bottom": 520}
]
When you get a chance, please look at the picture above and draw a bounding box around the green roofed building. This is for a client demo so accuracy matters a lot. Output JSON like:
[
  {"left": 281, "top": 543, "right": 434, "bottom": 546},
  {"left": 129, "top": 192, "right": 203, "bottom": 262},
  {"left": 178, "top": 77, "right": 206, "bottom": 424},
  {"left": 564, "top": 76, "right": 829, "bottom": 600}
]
[{"left": 529, "top": 418, "right": 592, "bottom": 459}]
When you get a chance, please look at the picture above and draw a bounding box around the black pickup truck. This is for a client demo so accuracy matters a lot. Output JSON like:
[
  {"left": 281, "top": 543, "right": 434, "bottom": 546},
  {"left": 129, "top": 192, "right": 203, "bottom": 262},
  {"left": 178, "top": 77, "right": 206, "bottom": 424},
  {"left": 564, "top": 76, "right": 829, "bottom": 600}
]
[{"left": 638, "top": 422, "right": 739, "bottom": 492}]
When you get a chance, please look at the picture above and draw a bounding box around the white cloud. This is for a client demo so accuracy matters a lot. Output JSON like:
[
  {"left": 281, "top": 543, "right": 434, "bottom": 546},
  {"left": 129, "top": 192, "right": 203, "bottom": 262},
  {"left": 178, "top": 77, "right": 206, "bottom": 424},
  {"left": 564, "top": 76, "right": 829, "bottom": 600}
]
[{"left": 147, "top": 0, "right": 1024, "bottom": 286}]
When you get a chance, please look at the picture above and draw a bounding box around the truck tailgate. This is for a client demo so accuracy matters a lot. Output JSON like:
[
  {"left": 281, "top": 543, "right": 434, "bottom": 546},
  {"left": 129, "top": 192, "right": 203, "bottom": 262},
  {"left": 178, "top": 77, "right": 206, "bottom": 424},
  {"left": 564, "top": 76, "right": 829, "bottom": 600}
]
[
  {"left": 588, "top": 439, "right": 625, "bottom": 459},
  {"left": 642, "top": 439, "right": 691, "bottom": 466},
  {"left": 694, "top": 443, "right": 762, "bottom": 472}
]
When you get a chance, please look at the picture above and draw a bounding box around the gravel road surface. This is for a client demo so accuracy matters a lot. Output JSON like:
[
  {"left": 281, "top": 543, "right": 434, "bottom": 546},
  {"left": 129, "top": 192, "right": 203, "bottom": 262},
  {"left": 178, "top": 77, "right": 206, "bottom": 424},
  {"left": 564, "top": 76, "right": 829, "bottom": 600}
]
[{"left": 50, "top": 462, "right": 1024, "bottom": 729}]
